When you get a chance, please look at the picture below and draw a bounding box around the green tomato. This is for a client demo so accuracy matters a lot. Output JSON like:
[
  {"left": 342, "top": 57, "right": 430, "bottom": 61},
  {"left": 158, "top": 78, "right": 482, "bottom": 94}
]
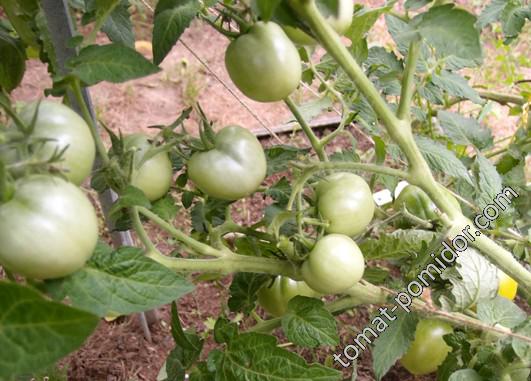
[
  {"left": 0, "top": 175, "right": 98, "bottom": 279},
  {"left": 400, "top": 319, "right": 453, "bottom": 376},
  {"left": 316, "top": 172, "right": 375, "bottom": 236},
  {"left": 124, "top": 134, "right": 173, "bottom": 201},
  {"left": 302, "top": 234, "right": 365, "bottom": 294},
  {"left": 394, "top": 185, "right": 461, "bottom": 226},
  {"left": 285, "top": 0, "right": 353, "bottom": 45},
  {"left": 14, "top": 101, "right": 96, "bottom": 185},
  {"left": 258, "top": 276, "right": 319, "bottom": 317},
  {"left": 187, "top": 126, "right": 267, "bottom": 200},
  {"left": 225, "top": 21, "right": 301, "bottom": 102}
]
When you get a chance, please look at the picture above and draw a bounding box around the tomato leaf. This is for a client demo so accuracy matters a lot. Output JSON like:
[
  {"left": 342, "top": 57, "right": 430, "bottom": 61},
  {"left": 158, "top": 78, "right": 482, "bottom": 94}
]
[
  {"left": 359, "top": 229, "right": 437, "bottom": 260},
  {"left": 67, "top": 43, "right": 160, "bottom": 85},
  {"left": 416, "top": 136, "right": 474, "bottom": 185},
  {"left": 228, "top": 273, "right": 270, "bottom": 314},
  {"left": 214, "top": 332, "right": 341, "bottom": 380},
  {"left": 440, "top": 248, "right": 498, "bottom": 311},
  {"left": 101, "top": 0, "right": 135, "bottom": 47},
  {"left": 44, "top": 244, "right": 194, "bottom": 317},
  {"left": 265, "top": 145, "right": 310, "bottom": 176},
  {"left": 255, "top": 0, "right": 282, "bottom": 22},
  {"left": 411, "top": 5, "right": 482, "bottom": 61},
  {"left": 431, "top": 71, "right": 484, "bottom": 105},
  {"left": 151, "top": 194, "right": 180, "bottom": 221},
  {"left": 438, "top": 111, "right": 493, "bottom": 149},
  {"left": 152, "top": 0, "right": 201, "bottom": 65},
  {"left": 372, "top": 311, "right": 418, "bottom": 380},
  {"left": 0, "top": 282, "right": 98, "bottom": 379},
  {"left": 477, "top": 296, "right": 527, "bottom": 329},
  {"left": 448, "top": 369, "right": 482, "bottom": 381},
  {"left": 473, "top": 154, "right": 504, "bottom": 210},
  {"left": 0, "top": 30, "right": 26, "bottom": 92},
  {"left": 282, "top": 296, "right": 339, "bottom": 348},
  {"left": 513, "top": 320, "right": 531, "bottom": 362},
  {"left": 109, "top": 184, "right": 152, "bottom": 218}
]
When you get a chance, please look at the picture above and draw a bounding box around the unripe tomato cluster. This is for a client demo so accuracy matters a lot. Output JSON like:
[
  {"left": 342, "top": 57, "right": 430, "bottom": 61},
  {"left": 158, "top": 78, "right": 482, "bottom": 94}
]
[{"left": 0, "top": 101, "right": 99, "bottom": 279}]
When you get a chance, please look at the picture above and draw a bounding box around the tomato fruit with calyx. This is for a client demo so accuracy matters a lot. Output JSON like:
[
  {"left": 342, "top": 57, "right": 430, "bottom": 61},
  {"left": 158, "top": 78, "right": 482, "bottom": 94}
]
[
  {"left": 301, "top": 234, "right": 365, "bottom": 294},
  {"left": 225, "top": 21, "right": 301, "bottom": 102},
  {"left": 283, "top": 0, "right": 354, "bottom": 46},
  {"left": 258, "top": 276, "right": 319, "bottom": 317},
  {"left": 124, "top": 134, "right": 173, "bottom": 201},
  {"left": 498, "top": 270, "right": 518, "bottom": 300},
  {"left": 400, "top": 319, "right": 453, "bottom": 375},
  {"left": 394, "top": 184, "right": 461, "bottom": 226},
  {"left": 0, "top": 175, "right": 98, "bottom": 279},
  {"left": 316, "top": 172, "right": 375, "bottom": 236},
  {"left": 12, "top": 100, "right": 96, "bottom": 185},
  {"left": 187, "top": 126, "right": 267, "bottom": 201}
]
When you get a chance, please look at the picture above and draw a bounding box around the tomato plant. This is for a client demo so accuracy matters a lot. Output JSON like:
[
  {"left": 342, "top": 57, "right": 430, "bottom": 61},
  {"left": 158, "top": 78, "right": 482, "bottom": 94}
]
[
  {"left": 400, "top": 319, "right": 453, "bottom": 376},
  {"left": 301, "top": 234, "right": 365, "bottom": 294},
  {"left": 316, "top": 172, "right": 375, "bottom": 236},
  {"left": 0, "top": 175, "right": 98, "bottom": 279},
  {"left": 225, "top": 21, "right": 301, "bottom": 102},
  {"left": 258, "top": 276, "right": 318, "bottom": 316},
  {"left": 187, "top": 125, "right": 267, "bottom": 200},
  {"left": 124, "top": 133, "right": 173, "bottom": 201},
  {"left": 1, "top": 0, "right": 530, "bottom": 380}
]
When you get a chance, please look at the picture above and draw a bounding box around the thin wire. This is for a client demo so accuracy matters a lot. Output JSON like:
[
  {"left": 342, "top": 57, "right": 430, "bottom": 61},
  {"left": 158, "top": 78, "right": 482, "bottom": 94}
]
[{"left": 138, "top": 0, "right": 282, "bottom": 142}]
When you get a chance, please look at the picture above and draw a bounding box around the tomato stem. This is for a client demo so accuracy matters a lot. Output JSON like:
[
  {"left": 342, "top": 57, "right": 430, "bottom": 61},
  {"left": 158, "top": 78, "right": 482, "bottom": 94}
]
[{"left": 397, "top": 39, "right": 421, "bottom": 121}]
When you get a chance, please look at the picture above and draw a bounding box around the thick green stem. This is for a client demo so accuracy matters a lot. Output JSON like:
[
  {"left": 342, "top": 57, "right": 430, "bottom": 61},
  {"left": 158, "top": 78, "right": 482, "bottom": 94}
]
[
  {"left": 397, "top": 39, "right": 421, "bottom": 120},
  {"left": 293, "top": 0, "right": 531, "bottom": 293},
  {"left": 147, "top": 250, "right": 300, "bottom": 278},
  {"left": 138, "top": 206, "right": 225, "bottom": 258},
  {"left": 284, "top": 97, "right": 328, "bottom": 161},
  {"left": 477, "top": 90, "right": 526, "bottom": 106},
  {"left": 129, "top": 207, "right": 158, "bottom": 253},
  {"left": 71, "top": 79, "right": 110, "bottom": 166}
]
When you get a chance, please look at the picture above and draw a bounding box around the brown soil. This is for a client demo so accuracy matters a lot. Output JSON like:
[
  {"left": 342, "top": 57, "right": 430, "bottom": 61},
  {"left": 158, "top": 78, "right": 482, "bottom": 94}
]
[{"left": 8, "top": 1, "right": 530, "bottom": 380}]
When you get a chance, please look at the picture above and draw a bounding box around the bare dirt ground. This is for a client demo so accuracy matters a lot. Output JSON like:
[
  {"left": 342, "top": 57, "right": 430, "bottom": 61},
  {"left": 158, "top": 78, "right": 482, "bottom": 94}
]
[{"left": 9, "top": 1, "right": 530, "bottom": 380}]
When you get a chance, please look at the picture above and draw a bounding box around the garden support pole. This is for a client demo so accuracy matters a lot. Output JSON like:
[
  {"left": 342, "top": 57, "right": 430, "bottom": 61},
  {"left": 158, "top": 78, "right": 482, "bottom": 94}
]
[{"left": 40, "top": 0, "right": 156, "bottom": 341}]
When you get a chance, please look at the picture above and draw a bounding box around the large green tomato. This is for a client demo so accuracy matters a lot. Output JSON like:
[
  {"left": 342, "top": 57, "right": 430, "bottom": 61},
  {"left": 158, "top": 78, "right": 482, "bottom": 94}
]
[
  {"left": 283, "top": 0, "right": 354, "bottom": 46},
  {"left": 187, "top": 126, "right": 267, "bottom": 200},
  {"left": 400, "top": 319, "right": 453, "bottom": 376},
  {"left": 394, "top": 185, "right": 461, "bottom": 226},
  {"left": 301, "top": 234, "right": 365, "bottom": 294},
  {"left": 316, "top": 172, "right": 375, "bottom": 236},
  {"left": 258, "top": 276, "right": 319, "bottom": 317},
  {"left": 18, "top": 101, "right": 95, "bottom": 185},
  {"left": 124, "top": 134, "right": 173, "bottom": 201},
  {"left": 0, "top": 175, "right": 98, "bottom": 279},
  {"left": 225, "top": 21, "right": 301, "bottom": 102}
]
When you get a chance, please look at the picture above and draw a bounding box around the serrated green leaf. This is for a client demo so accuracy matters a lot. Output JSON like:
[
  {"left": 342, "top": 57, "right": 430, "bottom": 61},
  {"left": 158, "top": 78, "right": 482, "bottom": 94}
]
[
  {"left": 347, "top": 4, "right": 394, "bottom": 42},
  {"left": 477, "top": 297, "right": 527, "bottom": 329},
  {"left": 438, "top": 111, "right": 493, "bottom": 149},
  {"left": 265, "top": 145, "right": 309, "bottom": 176},
  {"left": 228, "top": 273, "right": 270, "bottom": 314},
  {"left": 405, "top": 0, "right": 432, "bottom": 10},
  {"left": 431, "top": 71, "right": 483, "bottom": 104},
  {"left": 215, "top": 332, "right": 341, "bottom": 380},
  {"left": 411, "top": 5, "right": 482, "bottom": 61},
  {"left": 152, "top": 194, "right": 179, "bottom": 221},
  {"left": 372, "top": 311, "right": 418, "bottom": 380},
  {"left": 448, "top": 369, "right": 482, "bottom": 381},
  {"left": 67, "top": 43, "right": 160, "bottom": 85},
  {"left": 102, "top": 0, "right": 135, "bottom": 47},
  {"left": 44, "top": 244, "right": 194, "bottom": 317},
  {"left": 513, "top": 320, "right": 531, "bottom": 362},
  {"left": 501, "top": 2, "right": 531, "bottom": 41},
  {"left": 416, "top": 136, "right": 473, "bottom": 184},
  {"left": 477, "top": 0, "right": 506, "bottom": 29},
  {"left": 440, "top": 248, "right": 498, "bottom": 311},
  {"left": 360, "top": 230, "right": 437, "bottom": 260},
  {"left": 474, "top": 154, "right": 504, "bottom": 209},
  {"left": 109, "top": 184, "right": 151, "bottom": 217},
  {"left": 0, "top": 282, "right": 98, "bottom": 379},
  {"left": 265, "top": 177, "right": 291, "bottom": 207},
  {"left": 282, "top": 297, "right": 339, "bottom": 348},
  {"left": 152, "top": 0, "right": 200, "bottom": 65},
  {"left": 0, "top": 30, "right": 26, "bottom": 92}
]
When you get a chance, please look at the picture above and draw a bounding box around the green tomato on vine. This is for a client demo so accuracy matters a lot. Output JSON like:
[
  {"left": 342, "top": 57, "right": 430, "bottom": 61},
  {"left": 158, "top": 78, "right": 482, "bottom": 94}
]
[
  {"left": 302, "top": 234, "right": 365, "bottom": 294},
  {"left": 124, "top": 134, "right": 173, "bottom": 202},
  {"left": 257, "top": 276, "right": 319, "bottom": 317},
  {"left": 400, "top": 319, "right": 453, "bottom": 376},
  {"left": 187, "top": 125, "right": 267, "bottom": 201},
  {"left": 316, "top": 172, "right": 375, "bottom": 236},
  {"left": 0, "top": 175, "right": 98, "bottom": 279},
  {"left": 225, "top": 21, "right": 302, "bottom": 102}
]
